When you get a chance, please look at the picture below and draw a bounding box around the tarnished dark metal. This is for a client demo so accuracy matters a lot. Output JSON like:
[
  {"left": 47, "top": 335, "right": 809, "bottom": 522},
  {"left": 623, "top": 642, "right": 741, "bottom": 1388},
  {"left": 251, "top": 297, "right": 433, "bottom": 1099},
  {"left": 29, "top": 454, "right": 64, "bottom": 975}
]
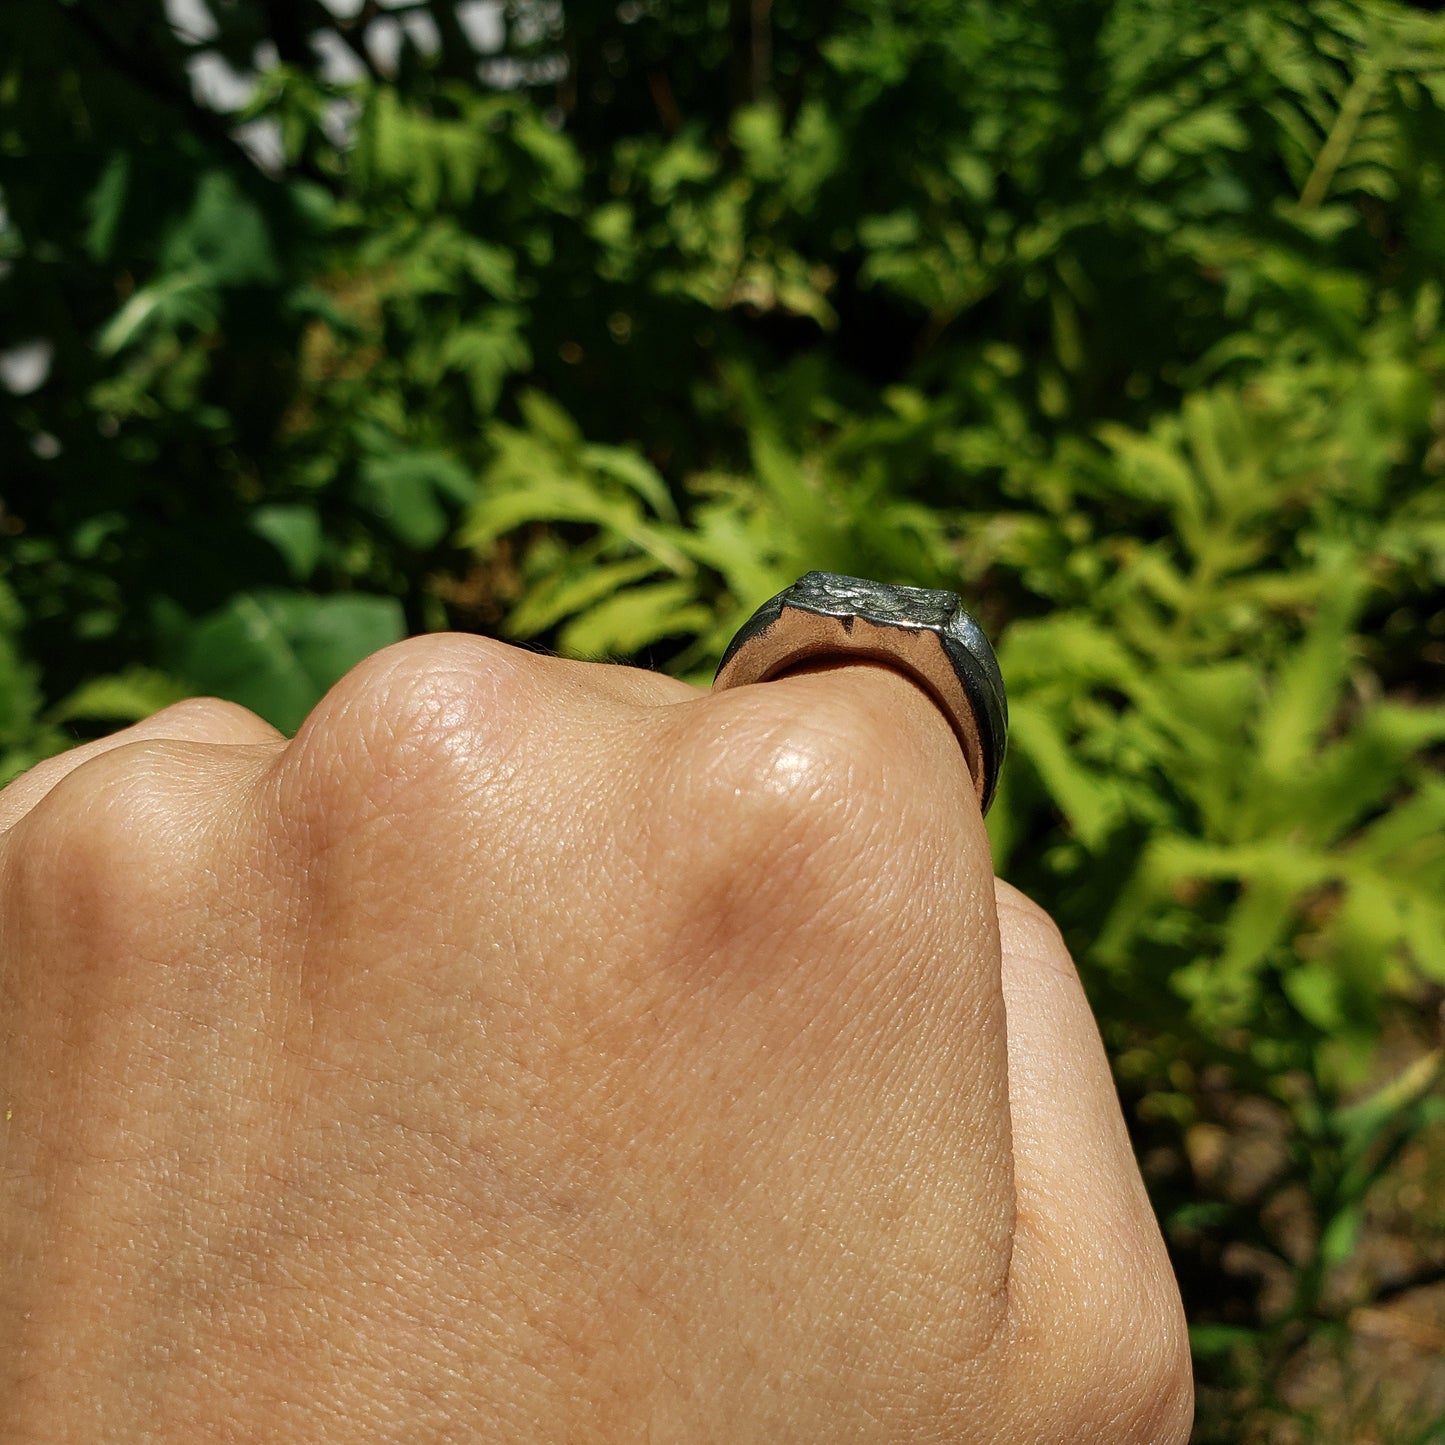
[{"left": 713, "top": 571, "right": 1008, "bottom": 815}]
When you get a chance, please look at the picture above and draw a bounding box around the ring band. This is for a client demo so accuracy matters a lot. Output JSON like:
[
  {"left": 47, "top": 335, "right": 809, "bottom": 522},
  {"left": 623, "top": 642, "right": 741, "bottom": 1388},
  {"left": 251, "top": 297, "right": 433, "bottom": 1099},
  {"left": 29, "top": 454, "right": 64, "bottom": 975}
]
[{"left": 713, "top": 572, "right": 1008, "bottom": 815}]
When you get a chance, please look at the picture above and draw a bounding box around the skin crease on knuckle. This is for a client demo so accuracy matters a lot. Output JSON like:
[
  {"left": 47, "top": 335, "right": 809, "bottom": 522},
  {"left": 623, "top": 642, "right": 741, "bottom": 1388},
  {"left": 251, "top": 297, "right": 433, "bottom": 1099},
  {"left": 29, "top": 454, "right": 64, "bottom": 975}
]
[
  {"left": 655, "top": 701, "right": 879, "bottom": 964},
  {"left": 628, "top": 682, "right": 1009, "bottom": 1135}
]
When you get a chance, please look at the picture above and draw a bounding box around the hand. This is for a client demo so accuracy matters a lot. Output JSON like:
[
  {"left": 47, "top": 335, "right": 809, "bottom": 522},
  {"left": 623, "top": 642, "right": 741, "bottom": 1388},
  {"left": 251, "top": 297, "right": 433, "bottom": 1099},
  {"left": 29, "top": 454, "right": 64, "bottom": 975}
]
[{"left": 1, "top": 635, "right": 1191, "bottom": 1442}]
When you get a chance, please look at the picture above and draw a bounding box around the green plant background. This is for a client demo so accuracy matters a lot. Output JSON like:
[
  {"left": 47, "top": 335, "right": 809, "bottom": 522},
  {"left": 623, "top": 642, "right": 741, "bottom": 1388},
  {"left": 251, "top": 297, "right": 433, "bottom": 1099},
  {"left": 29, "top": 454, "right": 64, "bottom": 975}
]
[{"left": 3, "top": 1, "right": 1444, "bottom": 1436}]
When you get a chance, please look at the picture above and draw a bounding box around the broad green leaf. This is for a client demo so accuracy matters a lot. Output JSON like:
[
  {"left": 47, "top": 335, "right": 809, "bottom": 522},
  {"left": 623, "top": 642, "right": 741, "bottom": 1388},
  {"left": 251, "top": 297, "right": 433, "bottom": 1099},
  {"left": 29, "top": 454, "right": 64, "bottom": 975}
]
[
  {"left": 359, "top": 451, "right": 475, "bottom": 550},
  {"left": 677, "top": 492, "right": 796, "bottom": 609},
  {"left": 250, "top": 505, "right": 324, "bottom": 582},
  {"left": 1353, "top": 778, "right": 1445, "bottom": 866},
  {"left": 0, "top": 626, "right": 43, "bottom": 747},
  {"left": 438, "top": 313, "right": 531, "bottom": 413},
  {"left": 1164, "top": 103, "right": 1250, "bottom": 156},
  {"left": 463, "top": 475, "right": 690, "bottom": 573},
  {"left": 158, "top": 169, "right": 280, "bottom": 289},
  {"left": 732, "top": 102, "right": 786, "bottom": 180},
  {"left": 998, "top": 614, "right": 1141, "bottom": 689},
  {"left": 1295, "top": 702, "right": 1445, "bottom": 844},
  {"left": 1096, "top": 423, "right": 1204, "bottom": 537},
  {"left": 516, "top": 390, "right": 584, "bottom": 453},
  {"left": 167, "top": 592, "right": 406, "bottom": 734},
  {"left": 47, "top": 670, "right": 190, "bottom": 726},
  {"left": 1282, "top": 959, "right": 1348, "bottom": 1033},
  {"left": 1215, "top": 865, "right": 1302, "bottom": 998}
]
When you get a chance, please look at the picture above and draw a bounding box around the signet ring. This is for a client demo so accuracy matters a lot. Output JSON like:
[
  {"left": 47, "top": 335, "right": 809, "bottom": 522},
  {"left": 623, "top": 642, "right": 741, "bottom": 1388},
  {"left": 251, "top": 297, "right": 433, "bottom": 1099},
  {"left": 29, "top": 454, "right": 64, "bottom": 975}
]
[{"left": 713, "top": 571, "right": 1008, "bottom": 816}]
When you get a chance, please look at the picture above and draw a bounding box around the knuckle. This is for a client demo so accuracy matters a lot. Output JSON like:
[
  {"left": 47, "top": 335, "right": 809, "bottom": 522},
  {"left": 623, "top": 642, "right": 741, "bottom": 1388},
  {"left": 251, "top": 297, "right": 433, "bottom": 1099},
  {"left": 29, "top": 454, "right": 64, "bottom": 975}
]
[
  {"left": 2, "top": 743, "right": 201, "bottom": 974},
  {"left": 281, "top": 634, "right": 536, "bottom": 831},
  {"left": 1027, "top": 1250, "right": 1194, "bottom": 1443},
  {"left": 697, "top": 689, "right": 885, "bottom": 855},
  {"left": 652, "top": 687, "right": 901, "bottom": 946},
  {"left": 33, "top": 740, "right": 181, "bottom": 851},
  {"left": 142, "top": 695, "right": 270, "bottom": 740},
  {"left": 1133, "top": 1328, "right": 1195, "bottom": 1443},
  {"left": 0, "top": 701, "right": 267, "bottom": 830},
  {"left": 271, "top": 635, "right": 543, "bottom": 872},
  {"left": 1087, "top": 1299, "right": 1194, "bottom": 1443}
]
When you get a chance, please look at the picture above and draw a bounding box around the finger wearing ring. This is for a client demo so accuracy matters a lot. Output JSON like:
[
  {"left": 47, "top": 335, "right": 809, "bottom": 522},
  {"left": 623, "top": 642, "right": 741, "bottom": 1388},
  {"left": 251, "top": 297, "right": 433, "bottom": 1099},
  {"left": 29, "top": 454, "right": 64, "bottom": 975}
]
[{"left": 713, "top": 571, "right": 1008, "bottom": 816}]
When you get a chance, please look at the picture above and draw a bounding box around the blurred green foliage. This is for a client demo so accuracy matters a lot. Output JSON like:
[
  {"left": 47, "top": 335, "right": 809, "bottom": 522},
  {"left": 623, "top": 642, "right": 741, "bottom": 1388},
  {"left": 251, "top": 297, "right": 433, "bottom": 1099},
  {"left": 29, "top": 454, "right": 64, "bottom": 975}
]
[{"left": 3, "top": 0, "right": 1445, "bottom": 1435}]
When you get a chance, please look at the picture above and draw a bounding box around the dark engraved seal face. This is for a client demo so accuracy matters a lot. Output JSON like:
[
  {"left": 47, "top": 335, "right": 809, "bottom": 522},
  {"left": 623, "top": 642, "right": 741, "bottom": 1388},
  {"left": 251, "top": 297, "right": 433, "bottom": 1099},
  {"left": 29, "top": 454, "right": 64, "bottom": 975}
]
[
  {"left": 787, "top": 572, "right": 959, "bottom": 631},
  {"left": 785, "top": 573, "right": 1004, "bottom": 703}
]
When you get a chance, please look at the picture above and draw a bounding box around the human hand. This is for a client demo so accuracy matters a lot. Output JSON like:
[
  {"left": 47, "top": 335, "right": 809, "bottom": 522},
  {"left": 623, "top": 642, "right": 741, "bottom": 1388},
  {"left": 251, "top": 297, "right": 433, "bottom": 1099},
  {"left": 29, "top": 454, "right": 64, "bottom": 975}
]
[{"left": 1, "top": 636, "right": 1191, "bottom": 1441}]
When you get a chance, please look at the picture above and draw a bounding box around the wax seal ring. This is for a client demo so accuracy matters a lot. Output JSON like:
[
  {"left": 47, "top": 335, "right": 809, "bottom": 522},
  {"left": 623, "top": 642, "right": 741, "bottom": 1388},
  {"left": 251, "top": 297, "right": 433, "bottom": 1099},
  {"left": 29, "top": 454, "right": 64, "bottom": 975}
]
[{"left": 713, "top": 571, "right": 1008, "bottom": 815}]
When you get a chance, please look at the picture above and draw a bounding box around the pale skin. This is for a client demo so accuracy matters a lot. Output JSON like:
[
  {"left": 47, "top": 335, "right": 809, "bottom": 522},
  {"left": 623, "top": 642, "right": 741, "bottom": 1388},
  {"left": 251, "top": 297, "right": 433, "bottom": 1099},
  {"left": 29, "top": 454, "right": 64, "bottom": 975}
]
[{"left": 0, "top": 635, "right": 1192, "bottom": 1442}]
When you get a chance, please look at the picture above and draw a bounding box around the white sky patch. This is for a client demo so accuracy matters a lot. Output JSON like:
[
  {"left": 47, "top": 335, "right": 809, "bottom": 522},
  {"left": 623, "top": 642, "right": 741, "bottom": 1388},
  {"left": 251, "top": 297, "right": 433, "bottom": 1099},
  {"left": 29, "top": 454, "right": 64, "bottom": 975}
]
[
  {"left": 149, "top": 4, "right": 561, "bottom": 168},
  {"left": 312, "top": 28, "right": 369, "bottom": 84},
  {"left": 479, "top": 52, "right": 566, "bottom": 88},
  {"left": 0, "top": 340, "right": 53, "bottom": 396},
  {"left": 457, "top": 0, "right": 505, "bottom": 52},
  {"left": 164, "top": 0, "right": 218, "bottom": 43},
  {"left": 234, "top": 118, "right": 285, "bottom": 175},
  {"left": 402, "top": 9, "right": 442, "bottom": 56},
  {"left": 186, "top": 50, "right": 255, "bottom": 113},
  {"left": 365, "top": 16, "right": 404, "bottom": 75}
]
